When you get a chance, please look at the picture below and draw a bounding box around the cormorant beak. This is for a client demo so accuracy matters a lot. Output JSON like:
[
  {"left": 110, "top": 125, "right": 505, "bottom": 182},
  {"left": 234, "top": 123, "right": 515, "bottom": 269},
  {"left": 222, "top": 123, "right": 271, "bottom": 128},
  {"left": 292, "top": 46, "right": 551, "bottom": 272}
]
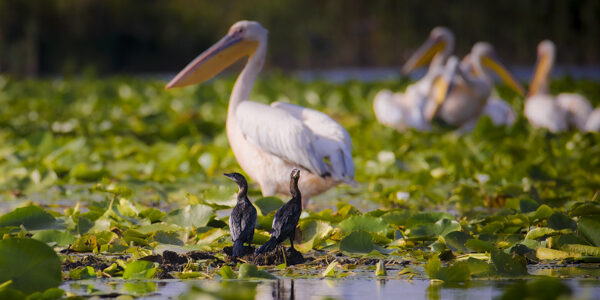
[
  {"left": 291, "top": 169, "right": 301, "bottom": 180},
  {"left": 165, "top": 31, "right": 258, "bottom": 90},
  {"left": 224, "top": 173, "right": 236, "bottom": 181},
  {"left": 481, "top": 54, "right": 525, "bottom": 97},
  {"left": 402, "top": 36, "right": 446, "bottom": 75},
  {"left": 528, "top": 50, "right": 551, "bottom": 97}
]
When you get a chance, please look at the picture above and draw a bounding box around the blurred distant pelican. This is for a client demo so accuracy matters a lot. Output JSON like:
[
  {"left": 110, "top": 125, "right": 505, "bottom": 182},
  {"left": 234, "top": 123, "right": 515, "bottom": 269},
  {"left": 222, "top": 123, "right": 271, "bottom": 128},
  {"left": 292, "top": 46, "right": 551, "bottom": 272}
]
[
  {"left": 165, "top": 21, "right": 355, "bottom": 202},
  {"left": 432, "top": 42, "right": 524, "bottom": 128},
  {"left": 460, "top": 54, "right": 516, "bottom": 127},
  {"left": 373, "top": 27, "right": 454, "bottom": 131},
  {"left": 525, "top": 40, "right": 592, "bottom": 132},
  {"left": 585, "top": 108, "right": 600, "bottom": 132}
]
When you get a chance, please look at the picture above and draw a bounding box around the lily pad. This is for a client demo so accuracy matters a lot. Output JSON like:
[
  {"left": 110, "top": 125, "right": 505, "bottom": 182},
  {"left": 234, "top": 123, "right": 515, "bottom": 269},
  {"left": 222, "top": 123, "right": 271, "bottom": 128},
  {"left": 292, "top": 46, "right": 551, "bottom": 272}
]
[
  {"left": 254, "top": 197, "right": 284, "bottom": 215},
  {"left": 165, "top": 204, "right": 214, "bottom": 228},
  {"left": 32, "top": 230, "right": 76, "bottom": 246},
  {"left": 490, "top": 250, "right": 528, "bottom": 276},
  {"left": 123, "top": 260, "right": 157, "bottom": 279},
  {"left": 577, "top": 216, "right": 600, "bottom": 246},
  {"left": 0, "top": 206, "right": 57, "bottom": 230},
  {"left": 0, "top": 238, "right": 61, "bottom": 294},
  {"left": 339, "top": 231, "right": 375, "bottom": 254},
  {"left": 238, "top": 263, "right": 277, "bottom": 279}
]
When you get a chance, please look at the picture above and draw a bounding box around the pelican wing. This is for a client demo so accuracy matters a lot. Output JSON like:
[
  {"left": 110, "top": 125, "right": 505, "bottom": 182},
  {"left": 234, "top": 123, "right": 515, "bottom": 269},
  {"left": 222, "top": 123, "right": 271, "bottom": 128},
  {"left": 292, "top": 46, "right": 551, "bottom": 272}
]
[
  {"left": 271, "top": 102, "right": 355, "bottom": 183},
  {"left": 235, "top": 101, "right": 329, "bottom": 177}
]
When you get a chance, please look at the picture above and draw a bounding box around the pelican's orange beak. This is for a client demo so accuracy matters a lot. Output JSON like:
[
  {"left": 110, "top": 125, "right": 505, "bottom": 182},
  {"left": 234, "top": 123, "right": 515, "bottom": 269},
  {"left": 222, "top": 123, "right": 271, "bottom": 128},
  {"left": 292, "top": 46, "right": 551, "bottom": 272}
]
[
  {"left": 165, "top": 31, "right": 258, "bottom": 90},
  {"left": 481, "top": 55, "right": 525, "bottom": 97},
  {"left": 528, "top": 49, "right": 551, "bottom": 97},
  {"left": 402, "top": 36, "right": 446, "bottom": 74}
]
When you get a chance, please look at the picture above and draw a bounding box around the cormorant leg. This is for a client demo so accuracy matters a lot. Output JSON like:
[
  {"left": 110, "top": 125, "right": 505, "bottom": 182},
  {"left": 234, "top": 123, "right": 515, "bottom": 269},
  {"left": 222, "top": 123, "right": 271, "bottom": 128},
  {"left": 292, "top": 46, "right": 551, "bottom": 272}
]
[{"left": 289, "top": 235, "right": 295, "bottom": 251}]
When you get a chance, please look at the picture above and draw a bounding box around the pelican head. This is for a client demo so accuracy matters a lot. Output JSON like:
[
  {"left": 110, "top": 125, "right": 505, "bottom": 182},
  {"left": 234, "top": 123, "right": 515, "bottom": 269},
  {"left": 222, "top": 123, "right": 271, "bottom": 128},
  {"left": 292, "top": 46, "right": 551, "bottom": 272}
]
[
  {"left": 166, "top": 21, "right": 267, "bottom": 89},
  {"left": 402, "top": 26, "right": 455, "bottom": 74},
  {"left": 528, "top": 40, "right": 555, "bottom": 97},
  {"left": 471, "top": 42, "right": 525, "bottom": 96}
]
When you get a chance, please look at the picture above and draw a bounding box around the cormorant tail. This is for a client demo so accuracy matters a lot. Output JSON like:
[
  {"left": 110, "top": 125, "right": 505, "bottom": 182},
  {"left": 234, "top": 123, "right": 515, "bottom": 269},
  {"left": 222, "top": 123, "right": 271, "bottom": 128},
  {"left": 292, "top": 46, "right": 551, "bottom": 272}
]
[
  {"left": 255, "top": 237, "right": 278, "bottom": 254},
  {"left": 232, "top": 240, "right": 245, "bottom": 257}
]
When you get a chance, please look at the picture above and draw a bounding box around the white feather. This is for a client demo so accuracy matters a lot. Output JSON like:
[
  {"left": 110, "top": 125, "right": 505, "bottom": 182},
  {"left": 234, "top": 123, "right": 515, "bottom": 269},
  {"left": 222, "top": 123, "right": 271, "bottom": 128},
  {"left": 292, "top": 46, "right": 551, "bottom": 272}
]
[
  {"left": 556, "top": 93, "right": 593, "bottom": 131},
  {"left": 271, "top": 102, "right": 355, "bottom": 183},
  {"left": 235, "top": 101, "right": 329, "bottom": 177},
  {"left": 482, "top": 97, "right": 516, "bottom": 126},
  {"left": 585, "top": 108, "right": 600, "bottom": 132},
  {"left": 524, "top": 94, "right": 568, "bottom": 132}
]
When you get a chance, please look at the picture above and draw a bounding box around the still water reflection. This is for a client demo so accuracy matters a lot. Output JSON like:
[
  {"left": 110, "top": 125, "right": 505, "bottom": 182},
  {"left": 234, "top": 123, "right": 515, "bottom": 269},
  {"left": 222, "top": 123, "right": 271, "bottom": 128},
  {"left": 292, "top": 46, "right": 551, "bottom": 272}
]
[{"left": 61, "top": 277, "right": 600, "bottom": 299}]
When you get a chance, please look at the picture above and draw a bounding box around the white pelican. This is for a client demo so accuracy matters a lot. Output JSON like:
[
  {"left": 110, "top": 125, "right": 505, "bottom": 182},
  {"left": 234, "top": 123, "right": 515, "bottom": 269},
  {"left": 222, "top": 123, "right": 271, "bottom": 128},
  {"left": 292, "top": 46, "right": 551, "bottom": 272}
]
[
  {"left": 460, "top": 54, "right": 516, "bottom": 127},
  {"left": 373, "top": 27, "right": 455, "bottom": 131},
  {"left": 585, "top": 108, "right": 600, "bottom": 132},
  {"left": 432, "top": 42, "right": 525, "bottom": 127},
  {"left": 165, "top": 21, "right": 355, "bottom": 202},
  {"left": 526, "top": 40, "right": 592, "bottom": 132}
]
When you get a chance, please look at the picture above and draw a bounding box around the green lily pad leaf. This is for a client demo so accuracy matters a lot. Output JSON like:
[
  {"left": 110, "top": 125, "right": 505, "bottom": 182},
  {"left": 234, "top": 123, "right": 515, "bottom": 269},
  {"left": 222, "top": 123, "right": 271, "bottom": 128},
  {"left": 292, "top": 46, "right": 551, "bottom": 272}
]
[
  {"left": 408, "top": 218, "right": 460, "bottom": 238},
  {"left": 69, "top": 266, "right": 96, "bottom": 280},
  {"left": 254, "top": 197, "right": 284, "bottom": 216},
  {"left": 536, "top": 247, "right": 577, "bottom": 260},
  {"left": 568, "top": 202, "right": 600, "bottom": 217},
  {"left": 0, "top": 288, "right": 25, "bottom": 299},
  {"left": 0, "top": 238, "right": 61, "bottom": 294},
  {"left": 297, "top": 220, "right": 332, "bottom": 252},
  {"left": 560, "top": 244, "right": 600, "bottom": 256},
  {"left": 550, "top": 234, "right": 590, "bottom": 248},
  {"left": 547, "top": 213, "right": 576, "bottom": 230},
  {"left": 577, "top": 216, "right": 600, "bottom": 246},
  {"left": 406, "top": 212, "right": 454, "bottom": 228},
  {"left": 465, "top": 239, "right": 495, "bottom": 253},
  {"left": 0, "top": 206, "right": 57, "bottom": 230},
  {"left": 490, "top": 250, "right": 528, "bottom": 276},
  {"left": 32, "top": 230, "right": 76, "bottom": 247},
  {"left": 139, "top": 207, "right": 166, "bottom": 223},
  {"left": 520, "top": 198, "right": 539, "bottom": 213},
  {"left": 165, "top": 204, "right": 214, "bottom": 228},
  {"left": 321, "top": 260, "right": 338, "bottom": 278},
  {"left": 498, "top": 277, "right": 572, "bottom": 300},
  {"left": 339, "top": 231, "right": 374, "bottom": 253},
  {"left": 463, "top": 257, "right": 491, "bottom": 276},
  {"left": 338, "top": 215, "right": 388, "bottom": 234},
  {"left": 444, "top": 231, "right": 473, "bottom": 253},
  {"left": 425, "top": 254, "right": 470, "bottom": 282},
  {"left": 40, "top": 287, "right": 65, "bottom": 300},
  {"left": 529, "top": 204, "right": 553, "bottom": 222},
  {"left": 525, "top": 227, "right": 561, "bottom": 240},
  {"left": 70, "top": 163, "right": 108, "bottom": 181},
  {"left": 219, "top": 265, "right": 236, "bottom": 279},
  {"left": 238, "top": 263, "right": 276, "bottom": 279},
  {"left": 375, "top": 260, "right": 386, "bottom": 276},
  {"left": 381, "top": 210, "right": 411, "bottom": 226},
  {"left": 70, "top": 231, "right": 119, "bottom": 252},
  {"left": 123, "top": 260, "right": 157, "bottom": 279},
  {"left": 481, "top": 221, "right": 504, "bottom": 234}
]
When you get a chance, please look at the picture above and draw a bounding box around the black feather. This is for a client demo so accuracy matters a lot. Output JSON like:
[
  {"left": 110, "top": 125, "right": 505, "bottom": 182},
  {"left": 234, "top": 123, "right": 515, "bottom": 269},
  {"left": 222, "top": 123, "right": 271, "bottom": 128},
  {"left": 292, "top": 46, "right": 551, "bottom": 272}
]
[
  {"left": 255, "top": 169, "right": 302, "bottom": 254},
  {"left": 225, "top": 172, "right": 257, "bottom": 258}
]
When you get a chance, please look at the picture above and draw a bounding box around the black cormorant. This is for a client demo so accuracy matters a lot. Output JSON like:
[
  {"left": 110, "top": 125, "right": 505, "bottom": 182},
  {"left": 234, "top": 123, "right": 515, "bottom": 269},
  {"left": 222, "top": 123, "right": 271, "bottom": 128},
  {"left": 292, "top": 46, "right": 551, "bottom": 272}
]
[
  {"left": 225, "top": 172, "right": 257, "bottom": 258},
  {"left": 255, "top": 169, "right": 302, "bottom": 254}
]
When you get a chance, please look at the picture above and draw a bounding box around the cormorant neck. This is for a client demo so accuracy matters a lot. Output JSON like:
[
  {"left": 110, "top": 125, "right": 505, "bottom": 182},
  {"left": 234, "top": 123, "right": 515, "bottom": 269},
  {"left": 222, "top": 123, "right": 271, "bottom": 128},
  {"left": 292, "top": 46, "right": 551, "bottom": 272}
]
[
  {"left": 290, "top": 178, "right": 301, "bottom": 205},
  {"left": 237, "top": 185, "right": 249, "bottom": 203}
]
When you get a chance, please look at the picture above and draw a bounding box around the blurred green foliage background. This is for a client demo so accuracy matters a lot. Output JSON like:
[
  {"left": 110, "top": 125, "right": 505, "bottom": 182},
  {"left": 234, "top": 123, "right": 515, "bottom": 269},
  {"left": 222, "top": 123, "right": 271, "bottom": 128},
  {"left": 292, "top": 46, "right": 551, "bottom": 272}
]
[{"left": 0, "top": 0, "right": 599, "bottom": 76}]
